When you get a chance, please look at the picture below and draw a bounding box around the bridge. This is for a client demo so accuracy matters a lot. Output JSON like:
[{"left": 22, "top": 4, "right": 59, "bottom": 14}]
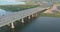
[{"left": 0, "top": 7, "right": 48, "bottom": 29}]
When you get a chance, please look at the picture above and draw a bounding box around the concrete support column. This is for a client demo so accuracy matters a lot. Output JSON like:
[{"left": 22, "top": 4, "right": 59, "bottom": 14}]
[
  {"left": 32, "top": 13, "right": 37, "bottom": 18},
  {"left": 28, "top": 16, "right": 31, "bottom": 19},
  {"left": 22, "top": 18, "right": 24, "bottom": 23},
  {"left": 32, "top": 14, "right": 34, "bottom": 18},
  {"left": 11, "top": 22, "right": 15, "bottom": 29}
]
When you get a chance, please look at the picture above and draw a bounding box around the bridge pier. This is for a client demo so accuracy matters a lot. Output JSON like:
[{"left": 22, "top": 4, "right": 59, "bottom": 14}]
[
  {"left": 10, "top": 22, "right": 15, "bottom": 32},
  {"left": 28, "top": 16, "right": 31, "bottom": 19},
  {"left": 6, "top": 23, "right": 15, "bottom": 32},
  {"left": 32, "top": 14, "right": 35, "bottom": 18},
  {"left": 11, "top": 22, "right": 15, "bottom": 29},
  {"left": 21, "top": 19, "right": 24, "bottom": 23},
  {"left": 32, "top": 13, "right": 37, "bottom": 18}
]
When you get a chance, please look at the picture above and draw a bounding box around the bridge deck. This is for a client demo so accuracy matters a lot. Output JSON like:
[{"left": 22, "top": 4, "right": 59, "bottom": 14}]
[{"left": 0, "top": 7, "right": 47, "bottom": 27}]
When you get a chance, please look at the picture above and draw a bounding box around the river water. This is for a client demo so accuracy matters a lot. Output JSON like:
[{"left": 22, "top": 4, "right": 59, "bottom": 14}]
[
  {"left": 0, "top": 17, "right": 60, "bottom": 32},
  {"left": 19, "top": 17, "right": 60, "bottom": 32}
]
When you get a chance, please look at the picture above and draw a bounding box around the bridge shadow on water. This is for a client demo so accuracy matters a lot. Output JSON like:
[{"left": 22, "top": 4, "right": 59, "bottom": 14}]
[{"left": 0, "top": 15, "right": 39, "bottom": 32}]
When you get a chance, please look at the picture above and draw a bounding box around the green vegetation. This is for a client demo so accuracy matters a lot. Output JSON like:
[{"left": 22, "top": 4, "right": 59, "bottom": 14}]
[
  {"left": 26, "top": 2, "right": 36, "bottom": 5},
  {"left": 40, "top": 13, "right": 60, "bottom": 18},
  {"left": 0, "top": 5, "right": 39, "bottom": 12}
]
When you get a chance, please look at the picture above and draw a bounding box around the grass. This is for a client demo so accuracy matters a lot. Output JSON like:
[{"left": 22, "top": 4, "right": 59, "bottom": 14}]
[
  {"left": 40, "top": 13, "right": 60, "bottom": 18},
  {"left": 0, "top": 5, "right": 39, "bottom": 12}
]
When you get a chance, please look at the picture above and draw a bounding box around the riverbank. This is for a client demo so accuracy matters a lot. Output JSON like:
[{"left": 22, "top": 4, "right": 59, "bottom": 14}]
[{"left": 40, "top": 13, "right": 60, "bottom": 18}]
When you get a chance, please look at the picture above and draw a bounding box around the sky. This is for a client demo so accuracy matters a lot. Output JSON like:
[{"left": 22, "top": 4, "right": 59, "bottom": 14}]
[{"left": 0, "top": 0, "right": 25, "bottom": 5}]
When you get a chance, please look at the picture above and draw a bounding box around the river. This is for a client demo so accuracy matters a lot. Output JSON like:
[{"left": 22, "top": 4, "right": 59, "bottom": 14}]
[
  {"left": 0, "top": 17, "right": 60, "bottom": 32},
  {"left": 19, "top": 17, "right": 60, "bottom": 32}
]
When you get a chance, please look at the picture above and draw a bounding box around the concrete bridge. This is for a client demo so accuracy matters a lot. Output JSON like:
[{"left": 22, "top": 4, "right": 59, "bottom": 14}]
[{"left": 0, "top": 7, "right": 48, "bottom": 29}]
